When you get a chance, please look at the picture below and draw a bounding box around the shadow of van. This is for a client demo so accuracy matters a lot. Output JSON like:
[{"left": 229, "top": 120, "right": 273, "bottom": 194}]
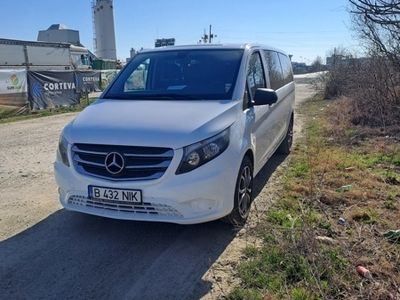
[{"left": 0, "top": 153, "right": 287, "bottom": 299}]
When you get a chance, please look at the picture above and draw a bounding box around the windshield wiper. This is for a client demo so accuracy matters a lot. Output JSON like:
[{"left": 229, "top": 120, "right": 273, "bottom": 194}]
[
  {"left": 140, "top": 94, "right": 204, "bottom": 100},
  {"left": 107, "top": 94, "right": 204, "bottom": 100},
  {"left": 126, "top": 94, "right": 203, "bottom": 100}
]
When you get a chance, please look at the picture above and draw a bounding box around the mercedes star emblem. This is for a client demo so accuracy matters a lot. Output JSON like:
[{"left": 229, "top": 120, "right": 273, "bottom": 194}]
[{"left": 105, "top": 152, "right": 125, "bottom": 175}]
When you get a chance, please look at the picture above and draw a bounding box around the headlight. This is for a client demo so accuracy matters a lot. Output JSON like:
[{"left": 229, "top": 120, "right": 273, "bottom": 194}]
[
  {"left": 176, "top": 128, "right": 230, "bottom": 174},
  {"left": 57, "top": 135, "right": 70, "bottom": 167}
]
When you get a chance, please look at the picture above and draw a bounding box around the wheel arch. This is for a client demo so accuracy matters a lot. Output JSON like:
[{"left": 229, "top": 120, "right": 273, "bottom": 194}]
[{"left": 243, "top": 148, "right": 254, "bottom": 169}]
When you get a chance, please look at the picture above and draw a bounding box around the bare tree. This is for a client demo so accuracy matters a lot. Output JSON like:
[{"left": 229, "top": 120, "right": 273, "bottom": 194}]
[
  {"left": 322, "top": 48, "right": 354, "bottom": 99},
  {"left": 349, "top": 0, "right": 400, "bottom": 69},
  {"left": 322, "top": 44, "right": 400, "bottom": 127},
  {"left": 311, "top": 56, "right": 323, "bottom": 72}
]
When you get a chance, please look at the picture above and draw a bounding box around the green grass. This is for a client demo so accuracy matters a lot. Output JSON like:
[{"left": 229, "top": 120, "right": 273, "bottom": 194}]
[
  {"left": 287, "top": 160, "right": 309, "bottom": 178},
  {"left": 0, "top": 97, "right": 96, "bottom": 124},
  {"left": 229, "top": 288, "right": 263, "bottom": 300},
  {"left": 350, "top": 208, "right": 379, "bottom": 224},
  {"left": 291, "top": 287, "right": 315, "bottom": 300},
  {"left": 0, "top": 106, "right": 19, "bottom": 119},
  {"left": 243, "top": 245, "right": 258, "bottom": 258},
  {"left": 346, "top": 152, "right": 400, "bottom": 169}
]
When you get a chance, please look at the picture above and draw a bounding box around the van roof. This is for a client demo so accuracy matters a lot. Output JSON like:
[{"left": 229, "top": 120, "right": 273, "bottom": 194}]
[{"left": 139, "top": 43, "right": 288, "bottom": 56}]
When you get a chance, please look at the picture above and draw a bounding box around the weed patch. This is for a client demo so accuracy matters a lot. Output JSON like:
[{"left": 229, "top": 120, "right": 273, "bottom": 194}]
[
  {"left": 0, "top": 97, "right": 96, "bottom": 124},
  {"left": 230, "top": 95, "right": 400, "bottom": 299}
]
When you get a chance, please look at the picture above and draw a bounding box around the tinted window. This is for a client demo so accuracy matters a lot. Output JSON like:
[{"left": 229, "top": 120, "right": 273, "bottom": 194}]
[
  {"left": 278, "top": 53, "right": 294, "bottom": 85},
  {"left": 247, "top": 52, "right": 265, "bottom": 99},
  {"left": 105, "top": 49, "right": 244, "bottom": 100},
  {"left": 263, "top": 50, "right": 284, "bottom": 90}
]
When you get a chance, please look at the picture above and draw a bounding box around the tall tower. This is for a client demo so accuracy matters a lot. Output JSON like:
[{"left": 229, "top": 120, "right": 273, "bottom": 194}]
[{"left": 92, "top": 0, "right": 117, "bottom": 60}]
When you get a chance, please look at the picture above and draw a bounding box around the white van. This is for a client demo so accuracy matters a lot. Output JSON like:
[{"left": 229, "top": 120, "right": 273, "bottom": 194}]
[{"left": 55, "top": 44, "right": 295, "bottom": 225}]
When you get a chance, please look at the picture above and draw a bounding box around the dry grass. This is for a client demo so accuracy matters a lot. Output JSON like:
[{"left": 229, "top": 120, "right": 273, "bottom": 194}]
[
  {"left": 322, "top": 56, "right": 400, "bottom": 128},
  {"left": 326, "top": 97, "right": 400, "bottom": 143},
  {"left": 230, "top": 95, "right": 400, "bottom": 300},
  {"left": 0, "top": 97, "right": 96, "bottom": 124},
  {"left": 0, "top": 105, "right": 20, "bottom": 119}
]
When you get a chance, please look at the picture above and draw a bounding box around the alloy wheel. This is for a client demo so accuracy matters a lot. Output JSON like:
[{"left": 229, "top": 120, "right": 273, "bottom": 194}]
[{"left": 237, "top": 165, "right": 253, "bottom": 218}]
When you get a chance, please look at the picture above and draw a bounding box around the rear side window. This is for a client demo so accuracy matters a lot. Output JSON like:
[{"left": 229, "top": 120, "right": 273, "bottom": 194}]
[
  {"left": 263, "top": 50, "right": 284, "bottom": 90},
  {"left": 278, "top": 53, "right": 294, "bottom": 85},
  {"left": 247, "top": 52, "right": 266, "bottom": 99}
]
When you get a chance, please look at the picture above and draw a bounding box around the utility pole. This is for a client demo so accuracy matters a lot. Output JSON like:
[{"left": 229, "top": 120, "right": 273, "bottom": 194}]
[
  {"left": 199, "top": 25, "right": 217, "bottom": 44},
  {"left": 208, "top": 25, "right": 213, "bottom": 43},
  {"left": 200, "top": 29, "right": 208, "bottom": 44}
]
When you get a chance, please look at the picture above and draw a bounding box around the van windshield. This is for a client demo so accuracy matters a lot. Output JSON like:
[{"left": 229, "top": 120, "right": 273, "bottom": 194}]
[{"left": 104, "top": 49, "right": 244, "bottom": 100}]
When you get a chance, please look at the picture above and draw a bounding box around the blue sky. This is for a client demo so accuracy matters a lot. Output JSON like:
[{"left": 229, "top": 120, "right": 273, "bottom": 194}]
[{"left": 0, "top": 0, "right": 358, "bottom": 63}]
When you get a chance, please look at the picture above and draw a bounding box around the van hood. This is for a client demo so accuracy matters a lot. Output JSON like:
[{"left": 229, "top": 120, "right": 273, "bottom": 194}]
[{"left": 65, "top": 99, "right": 239, "bottom": 149}]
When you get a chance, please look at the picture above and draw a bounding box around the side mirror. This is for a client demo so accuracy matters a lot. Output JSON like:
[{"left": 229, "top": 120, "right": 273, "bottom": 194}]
[{"left": 253, "top": 88, "right": 278, "bottom": 106}]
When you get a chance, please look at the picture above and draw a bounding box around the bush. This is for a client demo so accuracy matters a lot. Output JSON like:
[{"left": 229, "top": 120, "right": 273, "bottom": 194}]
[{"left": 323, "top": 55, "right": 400, "bottom": 128}]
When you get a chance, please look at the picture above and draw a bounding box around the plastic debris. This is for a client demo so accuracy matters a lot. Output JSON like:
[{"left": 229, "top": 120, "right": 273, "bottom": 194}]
[
  {"left": 356, "top": 265, "right": 373, "bottom": 280},
  {"left": 336, "top": 185, "right": 353, "bottom": 193},
  {"left": 338, "top": 217, "right": 346, "bottom": 225},
  {"left": 316, "top": 236, "right": 337, "bottom": 245},
  {"left": 383, "top": 230, "right": 400, "bottom": 242},
  {"left": 345, "top": 167, "right": 355, "bottom": 171}
]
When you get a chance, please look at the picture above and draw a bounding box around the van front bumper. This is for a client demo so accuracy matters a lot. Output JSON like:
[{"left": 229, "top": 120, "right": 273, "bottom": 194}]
[{"left": 54, "top": 148, "right": 240, "bottom": 224}]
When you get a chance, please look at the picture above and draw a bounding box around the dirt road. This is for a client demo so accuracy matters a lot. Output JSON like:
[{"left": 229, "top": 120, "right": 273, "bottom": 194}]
[{"left": 0, "top": 75, "right": 317, "bottom": 299}]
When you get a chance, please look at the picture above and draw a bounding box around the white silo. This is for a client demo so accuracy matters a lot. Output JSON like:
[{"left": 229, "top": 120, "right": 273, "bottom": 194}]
[{"left": 92, "top": 0, "right": 117, "bottom": 60}]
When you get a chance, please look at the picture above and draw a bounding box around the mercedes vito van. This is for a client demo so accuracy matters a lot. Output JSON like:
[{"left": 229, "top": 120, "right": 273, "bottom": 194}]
[{"left": 55, "top": 44, "right": 295, "bottom": 225}]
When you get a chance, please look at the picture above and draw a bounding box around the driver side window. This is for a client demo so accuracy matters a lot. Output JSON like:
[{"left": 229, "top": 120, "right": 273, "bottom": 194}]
[
  {"left": 124, "top": 58, "right": 150, "bottom": 91},
  {"left": 246, "top": 52, "right": 266, "bottom": 100}
]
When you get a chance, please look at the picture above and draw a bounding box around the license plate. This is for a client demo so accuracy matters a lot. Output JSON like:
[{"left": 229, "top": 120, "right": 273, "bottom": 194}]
[{"left": 89, "top": 186, "right": 142, "bottom": 203}]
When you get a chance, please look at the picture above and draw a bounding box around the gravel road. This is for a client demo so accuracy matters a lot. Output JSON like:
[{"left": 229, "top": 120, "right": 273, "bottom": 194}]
[{"left": 0, "top": 74, "right": 317, "bottom": 299}]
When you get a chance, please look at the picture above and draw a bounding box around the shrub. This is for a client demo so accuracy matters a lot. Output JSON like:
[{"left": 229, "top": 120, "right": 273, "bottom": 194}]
[{"left": 323, "top": 54, "right": 400, "bottom": 128}]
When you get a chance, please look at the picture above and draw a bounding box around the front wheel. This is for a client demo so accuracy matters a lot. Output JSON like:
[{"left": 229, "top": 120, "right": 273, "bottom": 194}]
[{"left": 223, "top": 156, "right": 254, "bottom": 226}]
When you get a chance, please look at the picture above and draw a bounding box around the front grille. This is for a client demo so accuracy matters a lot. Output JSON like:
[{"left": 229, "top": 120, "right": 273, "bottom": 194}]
[
  {"left": 72, "top": 143, "right": 174, "bottom": 181},
  {"left": 68, "top": 195, "right": 183, "bottom": 218}
]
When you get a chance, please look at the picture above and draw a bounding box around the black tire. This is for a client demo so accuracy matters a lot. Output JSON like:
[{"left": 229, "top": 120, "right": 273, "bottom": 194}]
[
  {"left": 277, "top": 115, "right": 294, "bottom": 155},
  {"left": 223, "top": 155, "right": 254, "bottom": 226}
]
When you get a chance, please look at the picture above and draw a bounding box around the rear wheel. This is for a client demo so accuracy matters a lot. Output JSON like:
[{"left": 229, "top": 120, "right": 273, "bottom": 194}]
[
  {"left": 223, "top": 156, "right": 253, "bottom": 226},
  {"left": 277, "top": 115, "right": 294, "bottom": 155}
]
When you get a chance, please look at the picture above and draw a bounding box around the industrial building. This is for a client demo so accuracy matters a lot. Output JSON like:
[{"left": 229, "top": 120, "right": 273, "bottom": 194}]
[
  {"left": 38, "top": 1, "right": 119, "bottom": 61},
  {"left": 1, "top": 0, "right": 118, "bottom": 71},
  {"left": 37, "top": 1, "right": 118, "bottom": 61},
  {"left": 0, "top": 38, "right": 90, "bottom": 70},
  {"left": 92, "top": 0, "right": 117, "bottom": 60},
  {"left": 37, "top": 24, "right": 82, "bottom": 46}
]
